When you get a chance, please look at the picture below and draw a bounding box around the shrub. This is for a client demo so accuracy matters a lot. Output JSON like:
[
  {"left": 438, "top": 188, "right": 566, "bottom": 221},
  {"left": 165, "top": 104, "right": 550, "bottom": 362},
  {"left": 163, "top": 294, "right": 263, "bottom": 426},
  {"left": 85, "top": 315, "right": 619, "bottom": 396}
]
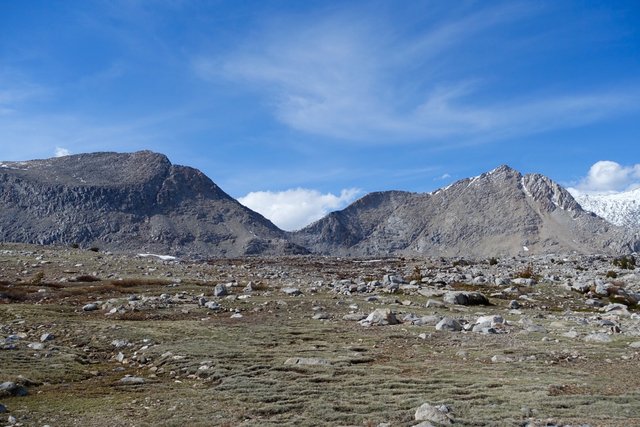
[
  {"left": 515, "top": 264, "right": 535, "bottom": 279},
  {"left": 612, "top": 256, "right": 636, "bottom": 270},
  {"left": 488, "top": 257, "right": 498, "bottom": 266},
  {"left": 606, "top": 270, "right": 618, "bottom": 279}
]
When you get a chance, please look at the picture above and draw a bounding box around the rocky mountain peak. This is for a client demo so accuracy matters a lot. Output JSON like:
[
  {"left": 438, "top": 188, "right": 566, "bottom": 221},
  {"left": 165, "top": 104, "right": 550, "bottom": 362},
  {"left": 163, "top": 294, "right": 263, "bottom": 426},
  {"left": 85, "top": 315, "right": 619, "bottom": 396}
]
[{"left": 0, "top": 151, "right": 306, "bottom": 257}]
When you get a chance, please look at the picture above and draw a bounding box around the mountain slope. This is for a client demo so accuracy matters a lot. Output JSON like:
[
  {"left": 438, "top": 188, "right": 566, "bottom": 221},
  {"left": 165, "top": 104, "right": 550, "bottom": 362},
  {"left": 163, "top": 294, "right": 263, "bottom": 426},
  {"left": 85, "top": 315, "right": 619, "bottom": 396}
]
[
  {"left": 292, "top": 165, "right": 635, "bottom": 257},
  {"left": 0, "top": 151, "right": 306, "bottom": 257},
  {"left": 570, "top": 188, "right": 640, "bottom": 230}
]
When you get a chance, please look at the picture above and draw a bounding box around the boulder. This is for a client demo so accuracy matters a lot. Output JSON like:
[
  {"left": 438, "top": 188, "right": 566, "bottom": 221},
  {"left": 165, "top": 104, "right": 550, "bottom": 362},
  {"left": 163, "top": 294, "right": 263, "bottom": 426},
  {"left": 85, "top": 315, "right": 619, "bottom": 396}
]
[{"left": 443, "top": 291, "right": 489, "bottom": 306}]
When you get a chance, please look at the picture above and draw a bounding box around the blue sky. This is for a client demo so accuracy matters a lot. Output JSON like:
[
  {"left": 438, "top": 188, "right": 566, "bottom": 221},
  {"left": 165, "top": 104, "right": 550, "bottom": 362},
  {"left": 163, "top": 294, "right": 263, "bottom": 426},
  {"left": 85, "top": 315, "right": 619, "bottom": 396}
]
[{"left": 1, "top": 1, "right": 639, "bottom": 230}]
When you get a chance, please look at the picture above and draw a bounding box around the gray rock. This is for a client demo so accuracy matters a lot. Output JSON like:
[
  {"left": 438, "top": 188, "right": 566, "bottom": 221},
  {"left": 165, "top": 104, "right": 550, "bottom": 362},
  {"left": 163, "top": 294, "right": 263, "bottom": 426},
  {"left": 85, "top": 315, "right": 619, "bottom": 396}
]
[
  {"left": 204, "top": 301, "right": 221, "bottom": 310},
  {"left": 27, "top": 342, "right": 45, "bottom": 350},
  {"left": 572, "top": 282, "right": 591, "bottom": 293},
  {"left": 282, "top": 287, "right": 302, "bottom": 296},
  {"left": 284, "top": 357, "right": 331, "bottom": 366},
  {"left": 509, "top": 299, "right": 521, "bottom": 309},
  {"left": 0, "top": 382, "right": 28, "bottom": 397},
  {"left": 312, "top": 312, "right": 330, "bottom": 320},
  {"left": 0, "top": 403, "right": 6, "bottom": 413},
  {"left": 82, "top": 303, "right": 99, "bottom": 312},
  {"left": 414, "top": 403, "right": 452, "bottom": 425},
  {"left": 360, "top": 308, "right": 400, "bottom": 326},
  {"left": 512, "top": 277, "right": 536, "bottom": 286},
  {"left": 213, "top": 284, "right": 228, "bottom": 297},
  {"left": 342, "top": 313, "right": 367, "bottom": 321},
  {"left": 425, "top": 299, "right": 445, "bottom": 308},
  {"left": 111, "top": 339, "right": 130, "bottom": 348},
  {"left": 435, "top": 317, "right": 462, "bottom": 332},
  {"left": 491, "top": 354, "right": 514, "bottom": 363},
  {"left": 118, "top": 376, "right": 145, "bottom": 385},
  {"left": 585, "top": 298, "right": 605, "bottom": 308},
  {"left": 628, "top": 341, "right": 640, "bottom": 348},
  {"left": 40, "top": 333, "right": 54, "bottom": 342},
  {"left": 443, "top": 291, "right": 489, "bottom": 306}
]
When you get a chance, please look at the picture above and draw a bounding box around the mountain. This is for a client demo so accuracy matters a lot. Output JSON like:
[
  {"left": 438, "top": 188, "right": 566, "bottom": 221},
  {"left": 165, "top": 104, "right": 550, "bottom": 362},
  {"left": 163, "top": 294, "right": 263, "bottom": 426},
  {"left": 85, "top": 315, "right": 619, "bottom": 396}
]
[
  {"left": 292, "top": 165, "right": 636, "bottom": 257},
  {"left": 0, "top": 151, "right": 307, "bottom": 257},
  {"left": 570, "top": 188, "right": 640, "bottom": 230}
]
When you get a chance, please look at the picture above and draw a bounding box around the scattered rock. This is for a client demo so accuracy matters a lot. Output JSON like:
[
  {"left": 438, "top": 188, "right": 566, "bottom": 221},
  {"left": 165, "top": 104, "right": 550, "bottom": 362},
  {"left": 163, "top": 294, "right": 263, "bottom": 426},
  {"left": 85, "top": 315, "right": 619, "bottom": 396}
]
[
  {"left": 360, "top": 308, "right": 400, "bottom": 326},
  {"left": 435, "top": 317, "right": 462, "bottom": 332},
  {"left": 214, "top": 284, "right": 228, "bottom": 297},
  {"left": 40, "top": 333, "right": 54, "bottom": 342},
  {"left": 284, "top": 357, "right": 331, "bottom": 366},
  {"left": 282, "top": 287, "right": 302, "bottom": 296},
  {"left": 491, "top": 355, "right": 514, "bottom": 363},
  {"left": 0, "top": 382, "right": 28, "bottom": 397},
  {"left": 443, "top": 291, "right": 489, "bottom": 306},
  {"left": 414, "top": 402, "right": 453, "bottom": 425},
  {"left": 27, "top": 342, "right": 45, "bottom": 350},
  {"left": 118, "top": 376, "right": 145, "bottom": 385},
  {"left": 82, "top": 303, "right": 99, "bottom": 312}
]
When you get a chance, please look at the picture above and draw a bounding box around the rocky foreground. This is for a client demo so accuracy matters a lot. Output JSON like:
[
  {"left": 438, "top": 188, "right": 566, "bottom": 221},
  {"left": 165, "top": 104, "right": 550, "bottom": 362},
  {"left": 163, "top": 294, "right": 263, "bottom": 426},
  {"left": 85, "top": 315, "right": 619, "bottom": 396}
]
[{"left": 1, "top": 244, "right": 640, "bottom": 426}]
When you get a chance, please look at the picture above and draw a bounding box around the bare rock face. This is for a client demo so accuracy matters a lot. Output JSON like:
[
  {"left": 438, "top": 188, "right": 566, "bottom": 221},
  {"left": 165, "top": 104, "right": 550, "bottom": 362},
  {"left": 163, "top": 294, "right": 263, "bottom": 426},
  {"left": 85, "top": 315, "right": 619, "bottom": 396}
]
[
  {"left": 292, "top": 165, "right": 637, "bottom": 257},
  {"left": 0, "top": 151, "right": 307, "bottom": 257}
]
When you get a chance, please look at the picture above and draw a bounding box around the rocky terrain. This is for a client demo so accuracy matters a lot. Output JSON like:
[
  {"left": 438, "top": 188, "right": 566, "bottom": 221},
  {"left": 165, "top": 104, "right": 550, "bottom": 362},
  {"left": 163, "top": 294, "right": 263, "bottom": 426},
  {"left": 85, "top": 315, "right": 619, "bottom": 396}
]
[
  {"left": 0, "top": 151, "right": 306, "bottom": 257},
  {"left": 293, "top": 166, "right": 637, "bottom": 257},
  {"left": 2, "top": 243, "right": 640, "bottom": 426}
]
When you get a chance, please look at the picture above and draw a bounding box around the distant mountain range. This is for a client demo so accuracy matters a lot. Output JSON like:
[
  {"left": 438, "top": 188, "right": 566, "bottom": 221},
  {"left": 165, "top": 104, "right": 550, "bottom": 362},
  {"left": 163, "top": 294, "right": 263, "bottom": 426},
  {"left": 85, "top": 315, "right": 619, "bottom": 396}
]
[
  {"left": 570, "top": 188, "right": 640, "bottom": 230},
  {"left": 0, "top": 151, "right": 637, "bottom": 257}
]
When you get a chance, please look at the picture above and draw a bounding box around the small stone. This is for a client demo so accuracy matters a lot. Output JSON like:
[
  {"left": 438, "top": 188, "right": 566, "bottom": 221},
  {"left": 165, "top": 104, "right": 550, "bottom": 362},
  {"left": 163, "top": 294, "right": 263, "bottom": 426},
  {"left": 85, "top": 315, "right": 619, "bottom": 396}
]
[
  {"left": 27, "top": 342, "right": 45, "bottom": 350},
  {"left": 111, "top": 339, "right": 130, "bottom": 348},
  {"left": 82, "top": 303, "right": 99, "bottom": 312},
  {"left": 282, "top": 287, "right": 302, "bottom": 296},
  {"left": 213, "top": 284, "right": 228, "bottom": 297},
  {"left": 118, "top": 376, "right": 145, "bottom": 385},
  {"left": 414, "top": 402, "right": 452, "bottom": 424},
  {"left": 204, "top": 301, "right": 221, "bottom": 311},
  {"left": 230, "top": 313, "right": 243, "bottom": 319},
  {"left": 284, "top": 357, "right": 331, "bottom": 366},
  {"left": 8, "top": 415, "right": 16, "bottom": 425},
  {"left": 359, "top": 308, "right": 400, "bottom": 326},
  {"left": 629, "top": 341, "right": 640, "bottom": 349},
  {"left": 342, "top": 313, "right": 367, "bottom": 321},
  {"left": 312, "top": 312, "right": 330, "bottom": 320},
  {"left": 491, "top": 354, "right": 514, "bottom": 363},
  {"left": 115, "top": 352, "right": 125, "bottom": 363},
  {"left": 443, "top": 291, "right": 489, "bottom": 306},
  {"left": 435, "top": 317, "right": 462, "bottom": 332},
  {"left": 40, "top": 333, "right": 54, "bottom": 342},
  {"left": 0, "top": 382, "right": 27, "bottom": 397},
  {"left": 425, "top": 299, "right": 445, "bottom": 308},
  {"left": 509, "top": 300, "right": 521, "bottom": 309}
]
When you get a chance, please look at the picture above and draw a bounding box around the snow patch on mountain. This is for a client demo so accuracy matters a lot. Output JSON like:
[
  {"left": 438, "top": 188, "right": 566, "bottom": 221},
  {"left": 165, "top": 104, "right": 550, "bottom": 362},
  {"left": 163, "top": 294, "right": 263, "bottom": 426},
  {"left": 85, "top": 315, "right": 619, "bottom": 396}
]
[{"left": 570, "top": 188, "right": 640, "bottom": 229}]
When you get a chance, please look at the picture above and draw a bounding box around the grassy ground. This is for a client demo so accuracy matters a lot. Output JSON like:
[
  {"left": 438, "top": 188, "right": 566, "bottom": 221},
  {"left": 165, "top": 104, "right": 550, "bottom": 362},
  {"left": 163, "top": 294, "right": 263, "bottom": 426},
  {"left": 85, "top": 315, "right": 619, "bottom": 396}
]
[{"left": 1, "top": 244, "right": 640, "bottom": 426}]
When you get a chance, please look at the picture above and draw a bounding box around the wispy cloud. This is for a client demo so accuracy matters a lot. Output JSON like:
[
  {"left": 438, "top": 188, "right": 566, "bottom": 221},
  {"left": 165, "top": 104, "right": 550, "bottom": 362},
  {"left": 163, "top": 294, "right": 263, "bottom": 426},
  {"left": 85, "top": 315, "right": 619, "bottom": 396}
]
[
  {"left": 194, "top": 3, "right": 637, "bottom": 144},
  {"left": 238, "top": 188, "right": 361, "bottom": 231}
]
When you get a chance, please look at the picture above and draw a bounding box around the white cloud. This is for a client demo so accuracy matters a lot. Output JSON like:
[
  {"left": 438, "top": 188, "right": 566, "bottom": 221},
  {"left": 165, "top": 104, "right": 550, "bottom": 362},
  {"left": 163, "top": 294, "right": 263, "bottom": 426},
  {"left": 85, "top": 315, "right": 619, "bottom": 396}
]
[
  {"left": 195, "top": 4, "right": 637, "bottom": 144},
  {"left": 238, "top": 188, "right": 361, "bottom": 231},
  {"left": 55, "top": 147, "right": 71, "bottom": 157},
  {"left": 570, "top": 160, "right": 640, "bottom": 194}
]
